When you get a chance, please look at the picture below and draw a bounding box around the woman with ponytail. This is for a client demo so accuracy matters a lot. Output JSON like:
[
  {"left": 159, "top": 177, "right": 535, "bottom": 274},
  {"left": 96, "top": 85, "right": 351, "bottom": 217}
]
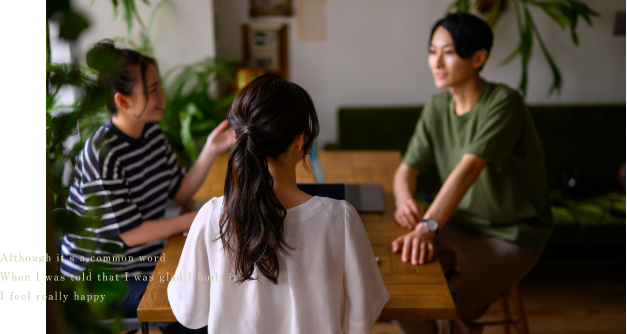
[
  {"left": 168, "top": 74, "right": 389, "bottom": 333},
  {"left": 61, "top": 40, "right": 234, "bottom": 331}
]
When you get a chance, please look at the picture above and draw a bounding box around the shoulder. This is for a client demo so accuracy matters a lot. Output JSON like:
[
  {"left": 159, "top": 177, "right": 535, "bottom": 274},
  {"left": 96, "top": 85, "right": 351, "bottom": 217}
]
[
  {"left": 76, "top": 124, "right": 115, "bottom": 167},
  {"left": 289, "top": 196, "right": 350, "bottom": 229},
  {"left": 192, "top": 197, "right": 224, "bottom": 236},
  {"left": 484, "top": 82, "right": 524, "bottom": 107},
  {"left": 144, "top": 121, "right": 165, "bottom": 139},
  {"left": 311, "top": 197, "right": 360, "bottom": 223},
  {"left": 83, "top": 124, "right": 114, "bottom": 156},
  {"left": 421, "top": 90, "right": 451, "bottom": 123},
  {"left": 144, "top": 122, "right": 174, "bottom": 153},
  {"left": 308, "top": 196, "right": 347, "bottom": 214},
  {"left": 425, "top": 90, "right": 451, "bottom": 112}
]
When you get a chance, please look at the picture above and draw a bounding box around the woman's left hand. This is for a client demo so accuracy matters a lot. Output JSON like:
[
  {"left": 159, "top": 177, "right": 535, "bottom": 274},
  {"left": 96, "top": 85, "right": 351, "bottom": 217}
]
[{"left": 206, "top": 120, "right": 236, "bottom": 155}]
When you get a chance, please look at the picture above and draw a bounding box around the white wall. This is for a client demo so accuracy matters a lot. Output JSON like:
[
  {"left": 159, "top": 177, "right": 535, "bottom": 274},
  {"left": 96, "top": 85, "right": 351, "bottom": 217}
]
[
  {"left": 214, "top": 0, "right": 626, "bottom": 147},
  {"left": 72, "top": 0, "right": 216, "bottom": 75}
]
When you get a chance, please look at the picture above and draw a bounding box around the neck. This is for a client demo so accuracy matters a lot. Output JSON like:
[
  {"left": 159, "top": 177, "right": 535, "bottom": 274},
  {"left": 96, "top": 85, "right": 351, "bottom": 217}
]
[
  {"left": 267, "top": 158, "right": 311, "bottom": 210},
  {"left": 111, "top": 113, "right": 147, "bottom": 139},
  {"left": 449, "top": 76, "right": 485, "bottom": 116}
]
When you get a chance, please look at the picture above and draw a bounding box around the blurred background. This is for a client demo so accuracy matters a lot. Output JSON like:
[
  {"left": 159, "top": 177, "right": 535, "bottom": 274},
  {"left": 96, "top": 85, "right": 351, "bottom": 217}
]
[
  {"left": 51, "top": 0, "right": 626, "bottom": 147},
  {"left": 46, "top": 0, "right": 625, "bottom": 333}
]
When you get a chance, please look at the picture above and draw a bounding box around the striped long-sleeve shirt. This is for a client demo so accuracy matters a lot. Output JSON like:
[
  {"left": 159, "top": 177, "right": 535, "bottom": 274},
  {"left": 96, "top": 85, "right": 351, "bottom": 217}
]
[{"left": 61, "top": 120, "right": 185, "bottom": 278}]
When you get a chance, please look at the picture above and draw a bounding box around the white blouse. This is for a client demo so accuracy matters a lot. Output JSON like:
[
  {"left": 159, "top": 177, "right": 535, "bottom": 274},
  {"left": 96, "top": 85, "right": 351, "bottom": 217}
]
[{"left": 167, "top": 196, "right": 389, "bottom": 334}]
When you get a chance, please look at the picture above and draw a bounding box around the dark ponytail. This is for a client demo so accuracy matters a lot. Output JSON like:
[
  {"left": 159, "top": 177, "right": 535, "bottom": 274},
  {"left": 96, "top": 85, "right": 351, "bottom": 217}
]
[
  {"left": 219, "top": 74, "right": 319, "bottom": 284},
  {"left": 86, "top": 39, "right": 157, "bottom": 116}
]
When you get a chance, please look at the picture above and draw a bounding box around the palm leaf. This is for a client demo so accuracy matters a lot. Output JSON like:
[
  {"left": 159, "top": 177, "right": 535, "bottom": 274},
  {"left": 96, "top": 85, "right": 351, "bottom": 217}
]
[
  {"left": 528, "top": 7, "right": 563, "bottom": 95},
  {"left": 535, "top": 1, "right": 570, "bottom": 29}
]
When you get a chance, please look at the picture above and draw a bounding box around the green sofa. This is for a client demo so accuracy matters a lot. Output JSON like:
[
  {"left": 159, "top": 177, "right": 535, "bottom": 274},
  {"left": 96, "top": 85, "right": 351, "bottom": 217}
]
[{"left": 326, "top": 104, "right": 626, "bottom": 267}]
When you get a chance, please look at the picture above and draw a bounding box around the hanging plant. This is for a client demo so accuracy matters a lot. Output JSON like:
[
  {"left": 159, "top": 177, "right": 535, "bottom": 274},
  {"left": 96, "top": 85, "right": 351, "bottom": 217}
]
[{"left": 446, "top": 0, "right": 599, "bottom": 97}]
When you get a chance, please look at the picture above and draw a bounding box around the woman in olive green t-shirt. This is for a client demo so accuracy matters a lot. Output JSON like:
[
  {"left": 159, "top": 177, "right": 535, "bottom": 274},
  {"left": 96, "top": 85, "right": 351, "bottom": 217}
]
[{"left": 390, "top": 12, "right": 553, "bottom": 334}]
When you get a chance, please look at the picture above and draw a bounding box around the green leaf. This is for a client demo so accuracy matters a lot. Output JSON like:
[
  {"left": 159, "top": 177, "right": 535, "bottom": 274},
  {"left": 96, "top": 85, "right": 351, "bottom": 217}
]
[
  {"left": 565, "top": 0, "right": 600, "bottom": 26},
  {"left": 445, "top": 0, "right": 471, "bottom": 14},
  {"left": 517, "top": 4, "right": 534, "bottom": 96},
  {"left": 58, "top": 10, "right": 90, "bottom": 41},
  {"left": 535, "top": 2, "right": 570, "bottom": 29},
  {"left": 485, "top": 0, "right": 504, "bottom": 28},
  {"left": 47, "top": 94, "right": 56, "bottom": 113},
  {"left": 457, "top": 0, "right": 471, "bottom": 12},
  {"left": 121, "top": 0, "right": 135, "bottom": 41},
  {"left": 528, "top": 6, "right": 563, "bottom": 95},
  {"left": 50, "top": 112, "right": 78, "bottom": 139},
  {"left": 191, "top": 119, "right": 218, "bottom": 133},
  {"left": 445, "top": 1, "right": 458, "bottom": 15},
  {"left": 47, "top": 0, "right": 70, "bottom": 20},
  {"left": 500, "top": 43, "right": 522, "bottom": 66},
  {"left": 110, "top": 0, "right": 120, "bottom": 19},
  {"left": 180, "top": 104, "right": 200, "bottom": 162}
]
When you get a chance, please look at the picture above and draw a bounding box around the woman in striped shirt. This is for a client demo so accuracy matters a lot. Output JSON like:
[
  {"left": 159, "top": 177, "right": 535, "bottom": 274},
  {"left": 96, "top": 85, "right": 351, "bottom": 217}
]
[{"left": 61, "top": 41, "right": 234, "bottom": 328}]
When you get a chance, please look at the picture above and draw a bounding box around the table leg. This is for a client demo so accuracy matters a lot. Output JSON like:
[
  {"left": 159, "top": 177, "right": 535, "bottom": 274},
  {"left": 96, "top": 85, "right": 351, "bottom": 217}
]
[
  {"left": 449, "top": 286, "right": 456, "bottom": 334},
  {"left": 139, "top": 286, "right": 149, "bottom": 334},
  {"left": 141, "top": 321, "right": 149, "bottom": 334}
]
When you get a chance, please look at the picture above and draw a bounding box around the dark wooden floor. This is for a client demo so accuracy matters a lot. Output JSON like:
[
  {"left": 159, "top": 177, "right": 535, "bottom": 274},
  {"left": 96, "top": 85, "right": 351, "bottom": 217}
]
[
  {"left": 142, "top": 268, "right": 626, "bottom": 334},
  {"left": 373, "top": 268, "right": 626, "bottom": 334}
]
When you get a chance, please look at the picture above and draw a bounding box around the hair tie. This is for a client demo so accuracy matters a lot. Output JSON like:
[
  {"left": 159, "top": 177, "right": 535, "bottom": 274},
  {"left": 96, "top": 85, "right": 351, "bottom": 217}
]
[{"left": 243, "top": 126, "right": 262, "bottom": 138}]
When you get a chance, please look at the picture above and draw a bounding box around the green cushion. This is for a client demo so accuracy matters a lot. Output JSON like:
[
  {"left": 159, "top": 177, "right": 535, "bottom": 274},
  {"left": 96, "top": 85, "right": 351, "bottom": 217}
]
[{"left": 551, "top": 192, "right": 626, "bottom": 247}]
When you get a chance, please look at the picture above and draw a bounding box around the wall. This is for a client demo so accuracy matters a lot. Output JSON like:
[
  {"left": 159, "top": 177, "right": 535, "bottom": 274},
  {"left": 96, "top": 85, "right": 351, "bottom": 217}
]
[
  {"left": 214, "top": 0, "right": 626, "bottom": 147},
  {"left": 72, "top": 0, "right": 216, "bottom": 75}
]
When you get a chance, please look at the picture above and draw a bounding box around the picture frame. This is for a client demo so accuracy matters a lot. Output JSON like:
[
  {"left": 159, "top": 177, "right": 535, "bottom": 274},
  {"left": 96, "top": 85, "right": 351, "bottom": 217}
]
[
  {"left": 242, "top": 23, "right": 289, "bottom": 79},
  {"left": 250, "top": 0, "right": 293, "bottom": 17}
]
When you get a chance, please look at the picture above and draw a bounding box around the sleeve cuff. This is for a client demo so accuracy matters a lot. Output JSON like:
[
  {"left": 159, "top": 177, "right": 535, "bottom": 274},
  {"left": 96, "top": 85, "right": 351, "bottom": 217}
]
[
  {"left": 344, "top": 288, "right": 390, "bottom": 334},
  {"left": 167, "top": 281, "right": 209, "bottom": 329}
]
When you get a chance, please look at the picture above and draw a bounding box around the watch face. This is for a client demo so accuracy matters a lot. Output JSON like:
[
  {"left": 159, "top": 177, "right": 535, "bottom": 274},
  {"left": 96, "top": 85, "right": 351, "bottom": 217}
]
[
  {"left": 424, "top": 219, "right": 438, "bottom": 231},
  {"left": 427, "top": 220, "right": 436, "bottom": 231}
]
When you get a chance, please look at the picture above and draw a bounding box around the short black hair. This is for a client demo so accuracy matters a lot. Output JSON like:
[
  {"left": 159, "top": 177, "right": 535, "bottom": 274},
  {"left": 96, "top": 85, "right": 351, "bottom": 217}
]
[{"left": 430, "top": 12, "right": 493, "bottom": 70}]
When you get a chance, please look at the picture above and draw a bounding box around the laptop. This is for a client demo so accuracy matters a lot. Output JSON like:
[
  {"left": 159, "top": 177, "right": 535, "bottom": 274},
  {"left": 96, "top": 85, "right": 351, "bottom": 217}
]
[
  {"left": 296, "top": 182, "right": 386, "bottom": 213},
  {"left": 298, "top": 144, "right": 386, "bottom": 213}
]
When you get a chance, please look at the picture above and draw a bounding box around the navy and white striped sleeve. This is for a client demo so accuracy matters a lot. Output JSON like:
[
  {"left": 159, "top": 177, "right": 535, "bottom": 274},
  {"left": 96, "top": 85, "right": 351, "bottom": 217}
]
[
  {"left": 67, "top": 150, "right": 142, "bottom": 240},
  {"left": 164, "top": 139, "right": 186, "bottom": 199}
]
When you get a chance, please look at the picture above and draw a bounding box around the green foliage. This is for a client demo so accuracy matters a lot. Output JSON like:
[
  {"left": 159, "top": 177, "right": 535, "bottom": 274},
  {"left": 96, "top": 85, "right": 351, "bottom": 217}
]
[
  {"left": 48, "top": 0, "right": 90, "bottom": 42},
  {"left": 160, "top": 58, "right": 242, "bottom": 167},
  {"left": 110, "top": 0, "right": 150, "bottom": 41},
  {"left": 111, "top": 0, "right": 167, "bottom": 56},
  {"left": 446, "top": 0, "right": 599, "bottom": 97},
  {"left": 46, "top": 65, "right": 110, "bottom": 211},
  {"left": 47, "top": 2, "right": 129, "bottom": 333}
]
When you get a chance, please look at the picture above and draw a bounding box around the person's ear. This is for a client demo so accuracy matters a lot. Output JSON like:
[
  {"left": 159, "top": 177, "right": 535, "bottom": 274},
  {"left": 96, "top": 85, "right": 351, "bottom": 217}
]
[
  {"left": 472, "top": 49, "right": 488, "bottom": 70},
  {"left": 296, "top": 133, "right": 306, "bottom": 151},
  {"left": 114, "top": 92, "right": 131, "bottom": 112}
]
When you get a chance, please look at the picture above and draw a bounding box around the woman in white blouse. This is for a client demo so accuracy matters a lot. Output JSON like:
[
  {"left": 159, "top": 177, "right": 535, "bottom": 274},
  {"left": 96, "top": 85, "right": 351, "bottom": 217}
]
[{"left": 168, "top": 74, "right": 388, "bottom": 334}]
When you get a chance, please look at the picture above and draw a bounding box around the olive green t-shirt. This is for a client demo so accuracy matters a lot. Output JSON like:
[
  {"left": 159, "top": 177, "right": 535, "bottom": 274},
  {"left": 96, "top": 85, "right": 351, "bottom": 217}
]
[{"left": 403, "top": 82, "right": 553, "bottom": 254}]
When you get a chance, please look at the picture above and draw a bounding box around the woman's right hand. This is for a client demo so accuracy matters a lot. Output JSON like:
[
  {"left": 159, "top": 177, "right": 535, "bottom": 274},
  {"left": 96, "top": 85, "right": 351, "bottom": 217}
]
[
  {"left": 394, "top": 198, "right": 424, "bottom": 229},
  {"left": 206, "top": 120, "right": 236, "bottom": 155}
]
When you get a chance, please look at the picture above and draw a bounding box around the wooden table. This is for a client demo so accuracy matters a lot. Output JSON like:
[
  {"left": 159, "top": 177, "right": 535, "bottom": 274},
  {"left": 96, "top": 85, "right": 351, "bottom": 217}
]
[{"left": 138, "top": 151, "right": 456, "bottom": 329}]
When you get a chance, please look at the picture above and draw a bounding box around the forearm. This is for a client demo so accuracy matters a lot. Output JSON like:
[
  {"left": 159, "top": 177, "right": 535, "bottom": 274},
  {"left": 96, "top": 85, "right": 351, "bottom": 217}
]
[
  {"left": 118, "top": 211, "right": 198, "bottom": 247},
  {"left": 393, "top": 163, "right": 419, "bottom": 206},
  {"left": 423, "top": 154, "right": 484, "bottom": 227},
  {"left": 173, "top": 145, "right": 219, "bottom": 206}
]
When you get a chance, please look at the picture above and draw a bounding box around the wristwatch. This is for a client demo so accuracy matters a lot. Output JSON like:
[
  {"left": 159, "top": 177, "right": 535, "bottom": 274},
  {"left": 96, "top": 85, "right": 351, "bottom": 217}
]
[{"left": 420, "top": 218, "right": 439, "bottom": 235}]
